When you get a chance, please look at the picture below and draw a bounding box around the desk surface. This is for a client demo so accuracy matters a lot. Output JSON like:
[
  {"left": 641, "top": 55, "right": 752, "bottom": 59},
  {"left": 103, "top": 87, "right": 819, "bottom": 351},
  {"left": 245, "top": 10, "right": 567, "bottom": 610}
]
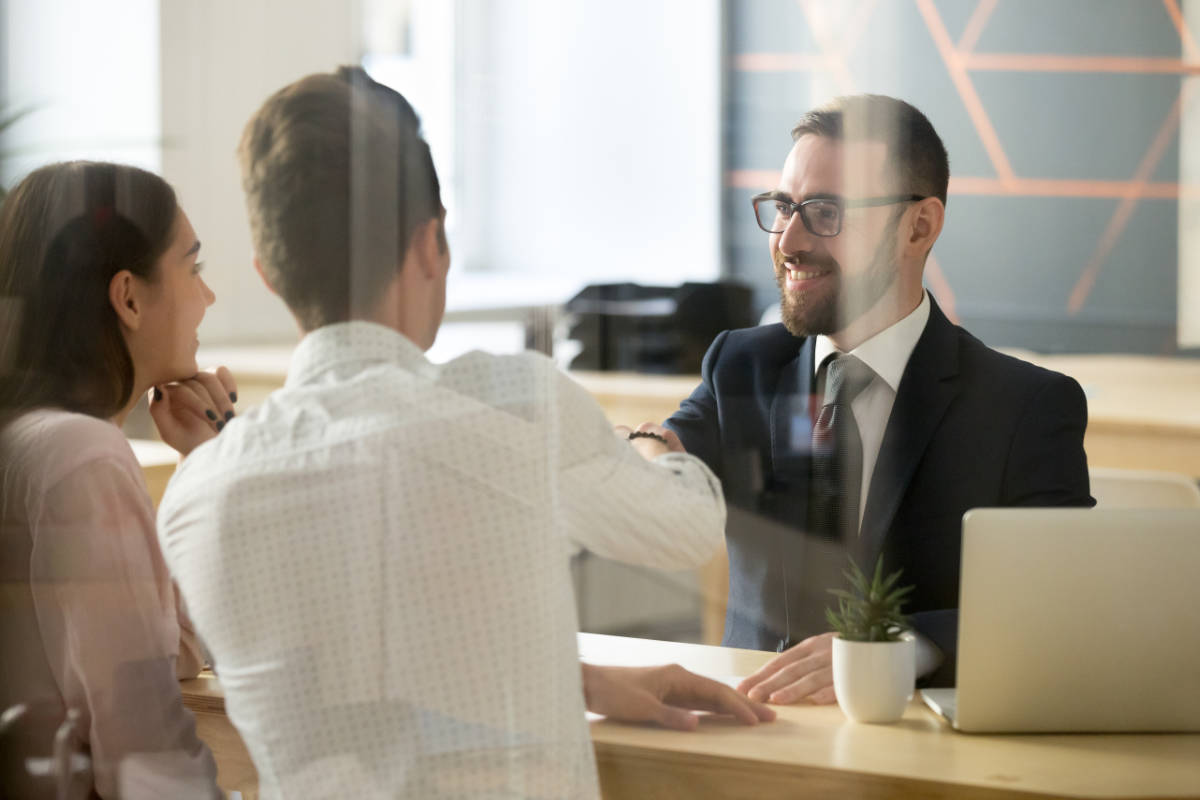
[
  {"left": 180, "top": 633, "right": 1200, "bottom": 800},
  {"left": 581, "top": 634, "right": 1200, "bottom": 800}
]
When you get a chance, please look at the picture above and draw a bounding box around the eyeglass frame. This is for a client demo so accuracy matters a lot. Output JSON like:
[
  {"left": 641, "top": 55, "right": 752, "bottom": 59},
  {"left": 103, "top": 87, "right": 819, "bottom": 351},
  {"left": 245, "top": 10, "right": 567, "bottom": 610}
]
[{"left": 751, "top": 192, "right": 928, "bottom": 237}]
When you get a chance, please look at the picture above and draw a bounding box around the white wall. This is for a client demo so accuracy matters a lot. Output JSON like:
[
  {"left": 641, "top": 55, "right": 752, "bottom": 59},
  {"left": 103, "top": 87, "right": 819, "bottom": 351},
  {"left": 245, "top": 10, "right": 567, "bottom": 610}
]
[
  {"left": 453, "top": 0, "right": 722, "bottom": 295},
  {"left": 159, "top": 0, "right": 360, "bottom": 345},
  {"left": 7, "top": 1, "right": 721, "bottom": 344},
  {"left": 1, "top": 0, "right": 159, "bottom": 183}
]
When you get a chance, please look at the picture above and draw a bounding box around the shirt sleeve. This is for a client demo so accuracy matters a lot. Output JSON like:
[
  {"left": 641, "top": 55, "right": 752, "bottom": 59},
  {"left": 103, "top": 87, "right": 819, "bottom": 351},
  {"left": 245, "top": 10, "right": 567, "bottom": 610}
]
[
  {"left": 173, "top": 584, "right": 206, "bottom": 680},
  {"left": 548, "top": 363, "right": 726, "bottom": 570},
  {"left": 32, "top": 456, "right": 219, "bottom": 799}
]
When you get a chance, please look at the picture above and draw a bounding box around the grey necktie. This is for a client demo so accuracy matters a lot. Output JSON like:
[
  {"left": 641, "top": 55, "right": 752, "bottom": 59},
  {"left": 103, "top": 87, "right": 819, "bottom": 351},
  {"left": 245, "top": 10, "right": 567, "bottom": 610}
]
[{"left": 808, "top": 354, "right": 875, "bottom": 543}]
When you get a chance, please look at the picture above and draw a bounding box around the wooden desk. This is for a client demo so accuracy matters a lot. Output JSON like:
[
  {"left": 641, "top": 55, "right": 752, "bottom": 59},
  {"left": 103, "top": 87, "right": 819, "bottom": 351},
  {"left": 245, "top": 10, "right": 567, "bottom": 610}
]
[
  {"left": 1031, "top": 354, "right": 1200, "bottom": 478},
  {"left": 180, "top": 634, "right": 1200, "bottom": 800},
  {"left": 583, "top": 634, "right": 1200, "bottom": 800},
  {"left": 129, "top": 438, "right": 178, "bottom": 507},
  {"left": 171, "top": 348, "right": 1200, "bottom": 478},
  {"left": 145, "top": 353, "right": 1200, "bottom": 645},
  {"left": 574, "top": 357, "right": 1200, "bottom": 479}
]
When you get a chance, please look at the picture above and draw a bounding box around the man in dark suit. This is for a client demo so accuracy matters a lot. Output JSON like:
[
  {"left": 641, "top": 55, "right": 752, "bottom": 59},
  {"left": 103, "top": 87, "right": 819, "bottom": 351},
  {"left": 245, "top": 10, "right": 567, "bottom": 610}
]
[{"left": 658, "top": 95, "right": 1092, "bottom": 699}]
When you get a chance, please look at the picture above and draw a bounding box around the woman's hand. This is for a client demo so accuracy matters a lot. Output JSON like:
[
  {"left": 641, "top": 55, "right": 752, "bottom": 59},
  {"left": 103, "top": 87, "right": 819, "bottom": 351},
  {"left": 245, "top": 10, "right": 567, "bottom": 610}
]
[{"left": 149, "top": 366, "right": 239, "bottom": 458}]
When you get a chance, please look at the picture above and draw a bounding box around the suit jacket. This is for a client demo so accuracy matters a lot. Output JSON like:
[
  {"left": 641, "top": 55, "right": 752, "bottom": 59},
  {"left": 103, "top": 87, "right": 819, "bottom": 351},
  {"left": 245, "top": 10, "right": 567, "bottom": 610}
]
[{"left": 665, "top": 297, "right": 1093, "bottom": 686}]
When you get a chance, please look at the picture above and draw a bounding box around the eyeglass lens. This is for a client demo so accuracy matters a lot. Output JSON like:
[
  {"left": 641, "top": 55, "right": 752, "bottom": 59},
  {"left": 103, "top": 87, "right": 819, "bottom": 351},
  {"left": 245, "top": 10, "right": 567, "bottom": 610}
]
[{"left": 755, "top": 198, "right": 841, "bottom": 236}]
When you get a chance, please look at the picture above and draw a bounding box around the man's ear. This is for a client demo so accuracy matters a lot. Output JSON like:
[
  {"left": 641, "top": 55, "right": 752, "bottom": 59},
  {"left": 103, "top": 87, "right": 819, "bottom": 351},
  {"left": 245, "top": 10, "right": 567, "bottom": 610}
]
[
  {"left": 108, "top": 270, "right": 142, "bottom": 331},
  {"left": 252, "top": 255, "right": 278, "bottom": 296},
  {"left": 412, "top": 216, "right": 446, "bottom": 280},
  {"left": 906, "top": 197, "right": 945, "bottom": 256}
]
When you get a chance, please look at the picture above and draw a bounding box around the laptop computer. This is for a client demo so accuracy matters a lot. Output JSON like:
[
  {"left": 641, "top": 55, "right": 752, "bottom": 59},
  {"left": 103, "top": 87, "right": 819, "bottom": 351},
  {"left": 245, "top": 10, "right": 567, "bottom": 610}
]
[{"left": 921, "top": 508, "right": 1200, "bottom": 733}]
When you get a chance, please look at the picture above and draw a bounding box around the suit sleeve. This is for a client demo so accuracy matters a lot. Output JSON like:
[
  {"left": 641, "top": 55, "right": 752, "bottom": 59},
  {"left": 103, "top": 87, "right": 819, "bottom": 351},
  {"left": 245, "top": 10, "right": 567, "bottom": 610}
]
[
  {"left": 664, "top": 330, "right": 729, "bottom": 478},
  {"left": 914, "top": 371, "right": 1095, "bottom": 687},
  {"left": 1001, "top": 372, "right": 1095, "bottom": 508}
]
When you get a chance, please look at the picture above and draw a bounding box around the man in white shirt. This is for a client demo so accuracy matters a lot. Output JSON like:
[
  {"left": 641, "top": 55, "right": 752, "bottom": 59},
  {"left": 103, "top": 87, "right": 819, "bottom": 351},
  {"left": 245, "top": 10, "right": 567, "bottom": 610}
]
[
  {"left": 664, "top": 94, "right": 1093, "bottom": 701},
  {"left": 157, "top": 67, "right": 770, "bottom": 799}
]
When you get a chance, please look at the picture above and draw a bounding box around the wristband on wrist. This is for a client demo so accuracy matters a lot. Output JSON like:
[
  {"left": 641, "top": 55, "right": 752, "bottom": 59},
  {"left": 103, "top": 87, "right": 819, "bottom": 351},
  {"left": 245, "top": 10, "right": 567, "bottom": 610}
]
[{"left": 627, "top": 431, "right": 668, "bottom": 445}]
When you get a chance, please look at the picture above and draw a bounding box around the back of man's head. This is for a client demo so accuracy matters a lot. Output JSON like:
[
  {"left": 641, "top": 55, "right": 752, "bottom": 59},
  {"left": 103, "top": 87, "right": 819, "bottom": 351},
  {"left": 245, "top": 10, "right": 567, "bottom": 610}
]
[
  {"left": 239, "top": 66, "right": 443, "bottom": 331},
  {"left": 791, "top": 94, "right": 949, "bottom": 206}
]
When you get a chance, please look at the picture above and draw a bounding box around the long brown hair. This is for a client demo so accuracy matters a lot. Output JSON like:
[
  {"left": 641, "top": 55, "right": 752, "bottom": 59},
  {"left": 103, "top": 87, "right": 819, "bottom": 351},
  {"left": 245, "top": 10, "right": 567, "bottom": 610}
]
[{"left": 0, "top": 161, "right": 179, "bottom": 428}]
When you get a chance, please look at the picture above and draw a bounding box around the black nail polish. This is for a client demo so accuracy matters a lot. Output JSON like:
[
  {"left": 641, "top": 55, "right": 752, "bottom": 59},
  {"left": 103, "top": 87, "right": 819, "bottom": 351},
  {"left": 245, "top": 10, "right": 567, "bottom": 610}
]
[
  {"left": 205, "top": 409, "right": 217, "bottom": 421},
  {"left": 229, "top": 391, "right": 238, "bottom": 403},
  {"left": 224, "top": 410, "right": 234, "bottom": 421},
  {"left": 216, "top": 420, "right": 225, "bottom": 432},
  {"left": 153, "top": 387, "right": 162, "bottom": 402}
]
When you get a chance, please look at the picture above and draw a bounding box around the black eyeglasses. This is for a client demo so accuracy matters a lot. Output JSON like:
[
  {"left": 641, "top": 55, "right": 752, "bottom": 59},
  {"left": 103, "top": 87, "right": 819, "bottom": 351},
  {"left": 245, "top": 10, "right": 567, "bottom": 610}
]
[{"left": 751, "top": 193, "right": 927, "bottom": 237}]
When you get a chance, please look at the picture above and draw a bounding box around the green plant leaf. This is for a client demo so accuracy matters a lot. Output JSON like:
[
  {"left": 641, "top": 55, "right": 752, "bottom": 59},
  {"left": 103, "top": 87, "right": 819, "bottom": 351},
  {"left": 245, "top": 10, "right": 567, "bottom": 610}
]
[{"left": 823, "top": 553, "right": 915, "bottom": 640}]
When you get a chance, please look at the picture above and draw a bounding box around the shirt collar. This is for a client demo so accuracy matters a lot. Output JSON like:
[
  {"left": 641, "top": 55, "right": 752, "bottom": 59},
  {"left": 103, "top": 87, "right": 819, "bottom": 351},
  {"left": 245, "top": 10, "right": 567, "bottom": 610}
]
[
  {"left": 286, "top": 320, "right": 434, "bottom": 388},
  {"left": 812, "top": 291, "right": 931, "bottom": 392}
]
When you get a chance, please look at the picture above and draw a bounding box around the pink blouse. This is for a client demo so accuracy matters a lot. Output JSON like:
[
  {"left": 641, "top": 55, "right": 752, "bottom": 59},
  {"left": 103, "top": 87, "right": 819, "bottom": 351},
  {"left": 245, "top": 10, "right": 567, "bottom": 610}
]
[{"left": 0, "top": 409, "right": 218, "bottom": 799}]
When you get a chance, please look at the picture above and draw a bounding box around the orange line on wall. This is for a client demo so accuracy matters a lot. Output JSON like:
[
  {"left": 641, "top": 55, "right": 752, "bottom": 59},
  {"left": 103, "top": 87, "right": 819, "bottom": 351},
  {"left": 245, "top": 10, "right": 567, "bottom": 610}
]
[
  {"left": 924, "top": 254, "right": 959, "bottom": 324},
  {"left": 733, "top": 53, "right": 833, "bottom": 72},
  {"left": 915, "top": 0, "right": 1016, "bottom": 185},
  {"left": 728, "top": 171, "right": 1184, "bottom": 200},
  {"left": 842, "top": 0, "right": 880, "bottom": 58},
  {"left": 1164, "top": 0, "right": 1200, "bottom": 60},
  {"left": 964, "top": 53, "right": 1200, "bottom": 74},
  {"left": 949, "top": 176, "right": 1180, "bottom": 199},
  {"left": 958, "top": 0, "right": 999, "bottom": 55},
  {"left": 1067, "top": 88, "right": 1187, "bottom": 314},
  {"left": 798, "top": 0, "right": 857, "bottom": 93},
  {"left": 728, "top": 170, "right": 782, "bottom": 190}
]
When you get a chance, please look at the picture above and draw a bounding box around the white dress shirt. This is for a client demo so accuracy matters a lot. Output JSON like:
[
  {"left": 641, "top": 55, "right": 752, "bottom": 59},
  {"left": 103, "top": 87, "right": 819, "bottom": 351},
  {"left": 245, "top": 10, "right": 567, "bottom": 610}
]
[
  {"left": 157, "top": 321, "right": 725, "bottom": 800},
  {"left": 812, "top": 292, "right": 942, "bottom": 675},
  {"left": 812, "top": 291, "right": 931, "bottom": 530},
  {"left": 0, "top": 409, "right": 218, "bottom": 799}
]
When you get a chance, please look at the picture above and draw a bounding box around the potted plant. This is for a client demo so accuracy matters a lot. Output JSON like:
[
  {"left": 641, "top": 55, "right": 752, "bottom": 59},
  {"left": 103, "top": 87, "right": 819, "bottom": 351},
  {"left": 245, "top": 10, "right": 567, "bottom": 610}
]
[{"left": 825, "top": 555, "right": 916, "bottom": 723}]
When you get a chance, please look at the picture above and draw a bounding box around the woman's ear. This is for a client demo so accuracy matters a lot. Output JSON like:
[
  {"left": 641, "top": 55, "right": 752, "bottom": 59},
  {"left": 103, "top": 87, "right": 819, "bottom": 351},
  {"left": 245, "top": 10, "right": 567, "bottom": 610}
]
[{"left": 108, "top": 270, "right": 142, "bottom": 331}]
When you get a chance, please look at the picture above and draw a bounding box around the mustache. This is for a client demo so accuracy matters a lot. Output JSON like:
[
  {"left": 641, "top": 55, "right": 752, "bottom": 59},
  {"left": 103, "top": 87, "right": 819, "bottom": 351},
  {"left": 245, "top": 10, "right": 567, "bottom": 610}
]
[{"left": 773, "top": 250, "right": 840, "bottom": 272}]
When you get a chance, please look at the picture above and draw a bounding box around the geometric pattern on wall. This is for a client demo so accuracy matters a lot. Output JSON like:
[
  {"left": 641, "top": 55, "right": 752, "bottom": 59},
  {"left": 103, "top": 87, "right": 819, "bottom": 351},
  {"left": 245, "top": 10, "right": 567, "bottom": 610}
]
[{"left": 725, "top": 0, "right": 1195, "bottom": 352}]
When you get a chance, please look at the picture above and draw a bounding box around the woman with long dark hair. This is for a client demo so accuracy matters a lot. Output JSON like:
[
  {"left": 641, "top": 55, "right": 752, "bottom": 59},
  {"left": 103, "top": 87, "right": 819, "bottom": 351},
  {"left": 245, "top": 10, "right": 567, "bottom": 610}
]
[{"left": 0, "top": 161, "right": 230, "bottom": 798}]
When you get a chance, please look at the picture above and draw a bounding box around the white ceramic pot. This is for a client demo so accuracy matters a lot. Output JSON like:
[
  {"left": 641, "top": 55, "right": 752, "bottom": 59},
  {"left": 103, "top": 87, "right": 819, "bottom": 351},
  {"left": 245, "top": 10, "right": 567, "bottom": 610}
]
[{"left": 831, "top": 633, "right": 916, "bottom": 723}]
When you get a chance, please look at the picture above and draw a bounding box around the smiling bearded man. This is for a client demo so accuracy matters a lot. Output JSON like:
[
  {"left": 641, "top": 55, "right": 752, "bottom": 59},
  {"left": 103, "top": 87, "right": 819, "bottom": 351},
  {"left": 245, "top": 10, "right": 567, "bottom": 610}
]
[
  {"left": 771, "top": 209, "right": 901, "bottom": 340},
  {"left": 659, "top": 93, "right": 1094, "bottom": 704}
]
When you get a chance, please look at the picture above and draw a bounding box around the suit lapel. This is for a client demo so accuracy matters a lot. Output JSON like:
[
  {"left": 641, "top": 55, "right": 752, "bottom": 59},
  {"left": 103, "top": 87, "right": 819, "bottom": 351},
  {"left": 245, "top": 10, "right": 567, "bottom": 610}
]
[
  {"left": 858, "top": 298, "right": 961, "bottom": 565},
  {"left": 769, "top": 337, "right": 816, "bottom": 485}
]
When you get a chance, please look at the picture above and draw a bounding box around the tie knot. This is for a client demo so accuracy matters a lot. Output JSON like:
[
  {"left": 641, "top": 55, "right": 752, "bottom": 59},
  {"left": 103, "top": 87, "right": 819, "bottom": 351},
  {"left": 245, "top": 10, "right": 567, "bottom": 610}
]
[{"left": 824, "top": 354, "right": 874, "bottom": 406}]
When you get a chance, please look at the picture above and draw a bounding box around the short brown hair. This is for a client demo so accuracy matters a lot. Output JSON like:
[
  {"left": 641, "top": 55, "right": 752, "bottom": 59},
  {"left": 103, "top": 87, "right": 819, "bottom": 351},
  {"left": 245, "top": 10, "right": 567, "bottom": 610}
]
[
  {"left": 791, "top": 95, "right": 950, "bottom": 205},
  {"left": 238, "top": 66, "right": 443, "bottom": 331},
  {"left": 0, "top": 161, "right": 179, "bottom": 427}
]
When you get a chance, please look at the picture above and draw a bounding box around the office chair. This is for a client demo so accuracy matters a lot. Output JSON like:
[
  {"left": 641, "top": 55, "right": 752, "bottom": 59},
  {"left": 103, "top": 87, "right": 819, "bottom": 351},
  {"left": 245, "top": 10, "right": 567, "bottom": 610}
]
[{"left": 1089, "top": 467, "right": 1200, "bottom": 509}]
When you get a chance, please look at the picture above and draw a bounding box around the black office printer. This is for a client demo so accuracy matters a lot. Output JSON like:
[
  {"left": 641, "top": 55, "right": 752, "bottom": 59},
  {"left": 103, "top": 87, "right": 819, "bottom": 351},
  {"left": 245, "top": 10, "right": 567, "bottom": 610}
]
[{"left": 565, "top": 282, "right": 755, "bottom": 374}]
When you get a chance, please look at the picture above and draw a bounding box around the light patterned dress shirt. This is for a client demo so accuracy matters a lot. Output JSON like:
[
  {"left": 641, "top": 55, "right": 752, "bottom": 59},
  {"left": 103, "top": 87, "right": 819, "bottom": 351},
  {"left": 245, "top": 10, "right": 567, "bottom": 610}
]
[
  {"left": 0, "top": 409, "right": 218, "bottom": 799},
  {"left": 157, "top": 321, "right": 725, "bottom": 800}
]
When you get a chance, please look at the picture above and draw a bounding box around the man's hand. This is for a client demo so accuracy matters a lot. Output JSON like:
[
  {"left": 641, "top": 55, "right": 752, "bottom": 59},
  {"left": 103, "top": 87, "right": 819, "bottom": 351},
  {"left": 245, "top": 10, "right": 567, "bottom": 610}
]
[
  {"left": 581, "top": 662, "right": 775, "bottom": 731},
  {"left": 149, "top": 366, "right": 239, "bottom": 458},
  {"left": 737, "top": 632, "right": 837, "bottom": 705},
  {"left": 612, "top": 422, "right": 687, "bottom": 461}
]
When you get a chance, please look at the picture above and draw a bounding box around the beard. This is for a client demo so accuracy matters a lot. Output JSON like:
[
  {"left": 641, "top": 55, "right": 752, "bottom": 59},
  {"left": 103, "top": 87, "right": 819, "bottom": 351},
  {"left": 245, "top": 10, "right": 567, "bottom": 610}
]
[{"left": 774, "top": 216, "right": 901, "bottom": 339}]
